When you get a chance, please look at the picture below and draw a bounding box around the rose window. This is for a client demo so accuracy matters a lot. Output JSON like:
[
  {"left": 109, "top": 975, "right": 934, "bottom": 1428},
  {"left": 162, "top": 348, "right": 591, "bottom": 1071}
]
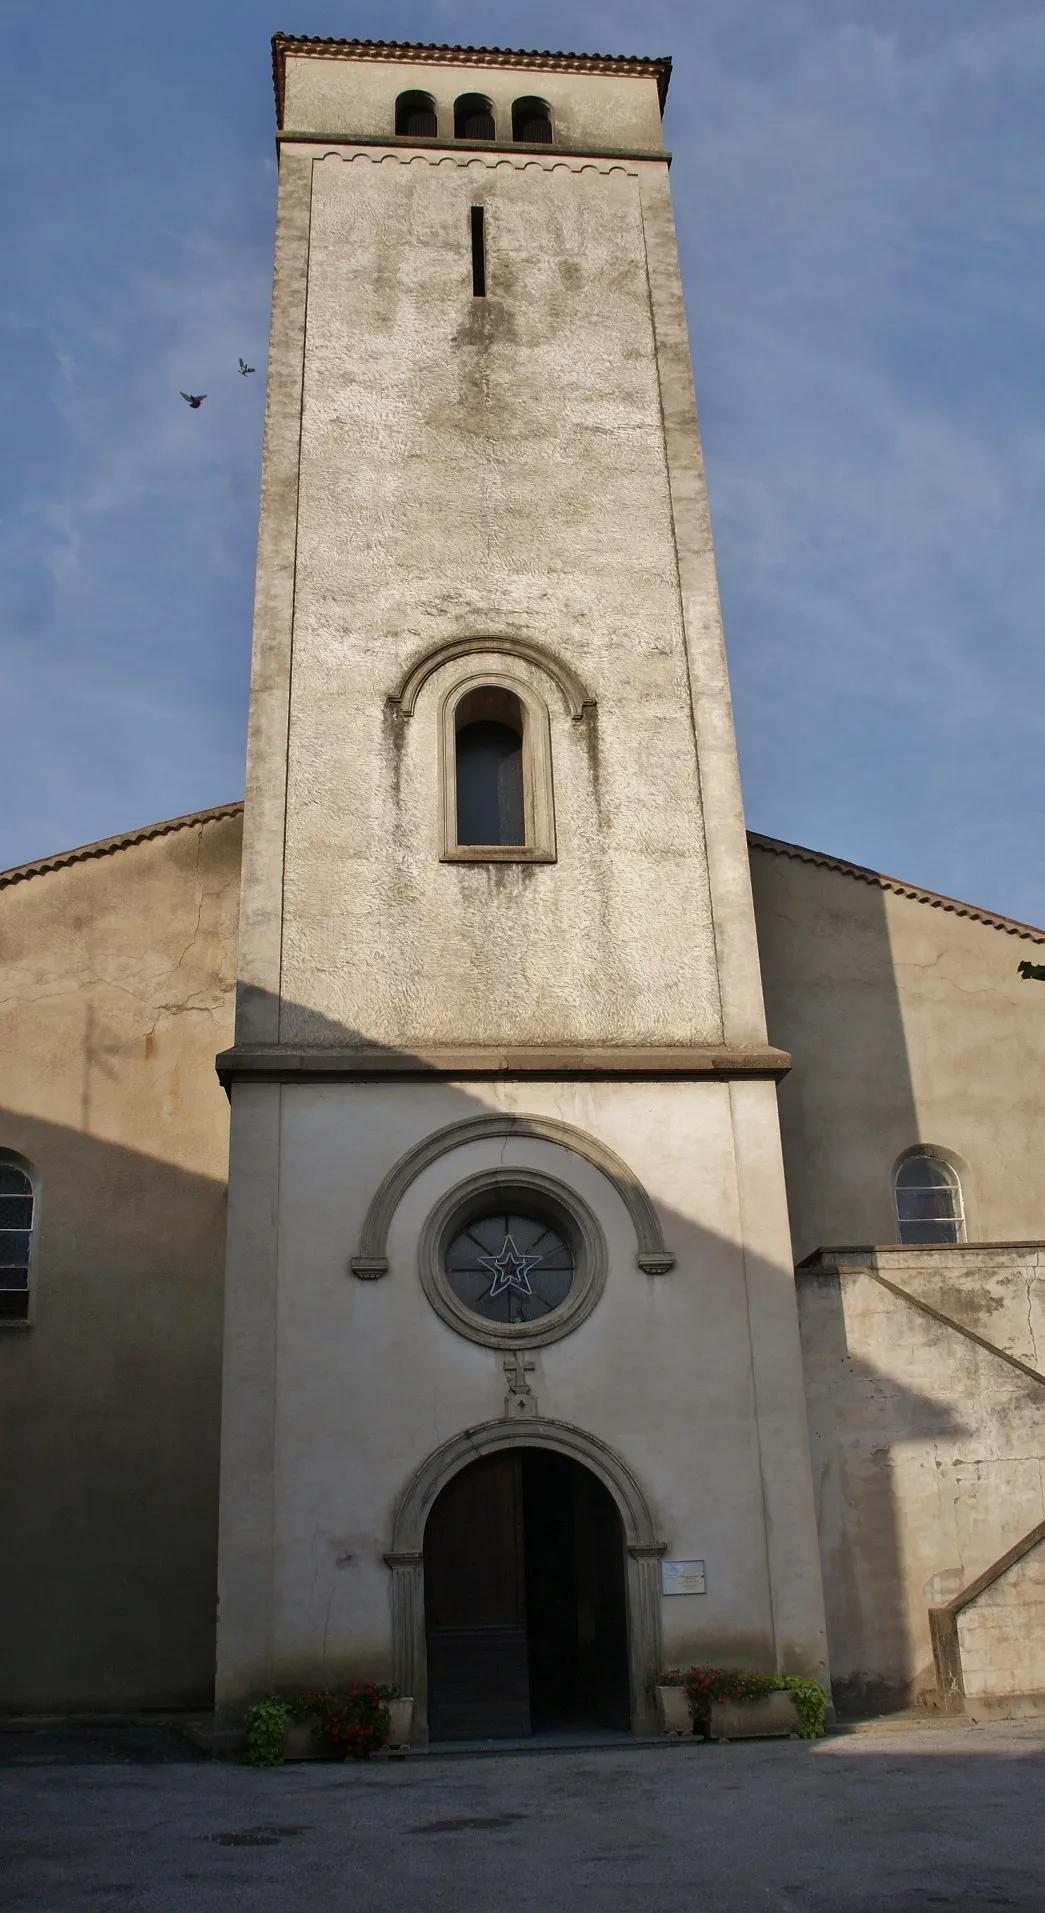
[{"left": 444, "top": 1210, "right": 576, "bottom": 1325}]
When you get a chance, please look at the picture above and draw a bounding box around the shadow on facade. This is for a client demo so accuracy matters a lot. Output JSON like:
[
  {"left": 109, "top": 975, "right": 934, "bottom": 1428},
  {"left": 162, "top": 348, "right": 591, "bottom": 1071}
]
[{"left": 0, "top": 1108, "right": 226, "bottom": 1712}]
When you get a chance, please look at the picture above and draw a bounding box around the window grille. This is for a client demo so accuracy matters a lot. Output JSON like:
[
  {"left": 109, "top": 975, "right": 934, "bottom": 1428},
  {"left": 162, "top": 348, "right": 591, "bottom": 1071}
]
[{"left": 0, "top": 1163, "right": 34, "bottom": 1322}]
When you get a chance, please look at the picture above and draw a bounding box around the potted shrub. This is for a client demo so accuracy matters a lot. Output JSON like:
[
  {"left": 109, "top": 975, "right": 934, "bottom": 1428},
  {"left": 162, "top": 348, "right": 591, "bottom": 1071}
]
[
  {"left": 306, "top": 1683, "right": 392, "bottom": 1760},
  {"left": 652, "top": 1667, "right": 827, "bottom": 1741}
]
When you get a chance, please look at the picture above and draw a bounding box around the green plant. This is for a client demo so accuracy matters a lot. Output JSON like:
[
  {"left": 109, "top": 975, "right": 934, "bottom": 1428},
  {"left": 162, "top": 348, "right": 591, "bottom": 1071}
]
[
  {"left": 776, "top": 1674, "right": 827, "bottom": 1739},
  {"left": 242, "top": 1698, "right": 289, "bottom": 1766}
]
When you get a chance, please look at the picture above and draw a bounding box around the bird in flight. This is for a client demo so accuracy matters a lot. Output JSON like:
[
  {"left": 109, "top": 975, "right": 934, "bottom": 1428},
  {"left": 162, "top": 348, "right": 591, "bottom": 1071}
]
[
  {"left": 238, "top": 358, "right": 255, "bottom": 376},
  {"left": 180, "top": 391, "right": 206, "bottom": 408}
]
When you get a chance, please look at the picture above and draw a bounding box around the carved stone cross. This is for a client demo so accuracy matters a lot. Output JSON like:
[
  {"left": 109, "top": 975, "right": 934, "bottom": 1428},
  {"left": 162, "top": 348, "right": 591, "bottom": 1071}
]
[{"left": 503, "top": 1351, "right": 537, "bottom": 1420}]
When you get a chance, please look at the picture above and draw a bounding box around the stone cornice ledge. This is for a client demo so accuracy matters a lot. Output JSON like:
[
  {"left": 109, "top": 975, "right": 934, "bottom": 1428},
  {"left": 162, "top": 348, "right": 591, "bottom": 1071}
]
[{"left": 216, "top": 1042, "right": 791, "bottom": 1088}]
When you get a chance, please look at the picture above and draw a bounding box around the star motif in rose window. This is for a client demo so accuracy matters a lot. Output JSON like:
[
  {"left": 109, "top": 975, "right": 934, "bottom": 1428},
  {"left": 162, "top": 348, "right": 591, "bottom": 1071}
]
[{"left": 477, "top": 1234, "right": 545, "bottom": 1300}]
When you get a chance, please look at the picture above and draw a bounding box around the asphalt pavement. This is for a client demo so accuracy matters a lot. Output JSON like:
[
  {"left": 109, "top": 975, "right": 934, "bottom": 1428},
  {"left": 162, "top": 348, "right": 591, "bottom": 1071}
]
[{"left": 2, "top": 1717, "right": 1043, "bottom": 1911}]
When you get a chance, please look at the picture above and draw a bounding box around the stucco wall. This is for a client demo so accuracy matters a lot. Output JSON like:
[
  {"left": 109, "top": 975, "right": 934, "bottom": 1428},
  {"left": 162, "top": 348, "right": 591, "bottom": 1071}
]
[
  {"left": 958, "top": 1537, "right": 1045, "bottom": 1704},
  {"left": 0, "top": 809, "right": 240, "bottom": 1710},
  {"left": 215, "top": 1074, "right": 827, "bottom": 1722},
  {"left": 798, "top": 1247, "right": 1045, "bottom": 1710},
  {"left": 271, "top": 146, "right": 724, "bottom": 1049},
  {"left": 750, "top": 840, "right": 1045, "bottom": 1260}
]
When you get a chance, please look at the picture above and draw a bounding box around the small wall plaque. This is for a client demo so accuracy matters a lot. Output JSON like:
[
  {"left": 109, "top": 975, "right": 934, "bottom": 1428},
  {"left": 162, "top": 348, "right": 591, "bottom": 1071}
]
[{"left": 662, "top": 1559, "right": 706, "bottom": 1596}]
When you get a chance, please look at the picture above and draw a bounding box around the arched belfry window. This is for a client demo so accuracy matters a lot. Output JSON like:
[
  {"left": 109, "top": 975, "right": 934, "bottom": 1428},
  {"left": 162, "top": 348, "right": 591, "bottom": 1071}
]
[
  {"left": 455, "top": 93, "right": 496, "bottom": 140},
  {"left": 440, "top": 676, "right": 556, "bottom": 864},
  {"left": 395, "top": 90, "right": 438, "bottom": 137},
  {"left": 894, "top": 1153, "right": 965, "bottom": 1246},
  {"left": 455, "top": 689, "right": 524, "bottom": 847},
  {"left": 0, "top": 1157, "right": 35, "bottom": 1324},
  {"left": 512, "top": 97, "right": 553, "bottom": 143}
]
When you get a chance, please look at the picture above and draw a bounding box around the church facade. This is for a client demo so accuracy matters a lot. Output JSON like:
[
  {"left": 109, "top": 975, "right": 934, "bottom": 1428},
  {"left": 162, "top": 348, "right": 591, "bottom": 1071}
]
[{"left": 2, "top": 37, "right": 1044, "bottom": 1735}]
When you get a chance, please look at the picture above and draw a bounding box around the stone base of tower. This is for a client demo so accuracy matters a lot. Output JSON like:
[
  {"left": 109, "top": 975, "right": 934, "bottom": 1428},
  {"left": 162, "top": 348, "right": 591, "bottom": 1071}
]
[{"left": 214, "top": 1074, "right": 828, "bottom": 1733}]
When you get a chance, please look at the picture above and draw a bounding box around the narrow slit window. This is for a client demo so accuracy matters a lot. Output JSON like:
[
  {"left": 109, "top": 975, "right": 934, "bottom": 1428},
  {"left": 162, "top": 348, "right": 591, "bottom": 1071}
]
[
  {"left": 455, "top": 690, "right": 525, "bottom": 846},
  {"left": 471, "top": 206, "right": 486, "bottom": 298}
]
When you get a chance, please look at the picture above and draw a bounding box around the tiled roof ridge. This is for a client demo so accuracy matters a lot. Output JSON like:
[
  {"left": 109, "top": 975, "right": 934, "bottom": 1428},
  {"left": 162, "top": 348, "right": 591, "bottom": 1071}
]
[
  {"left": 0, "top": 803, "right": 244, "bottom": 891},
  {"left": 748, "top": 830, "right": 1045, "bottom": 945},
  {"left": 271, "top": 33, "right": 672, "bottom": 127}
]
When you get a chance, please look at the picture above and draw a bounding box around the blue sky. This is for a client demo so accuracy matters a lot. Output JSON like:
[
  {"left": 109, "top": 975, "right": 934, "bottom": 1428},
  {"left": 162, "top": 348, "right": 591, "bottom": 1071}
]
[{"left": 2, "top": 1, "right": 1044, "bottom": 923}]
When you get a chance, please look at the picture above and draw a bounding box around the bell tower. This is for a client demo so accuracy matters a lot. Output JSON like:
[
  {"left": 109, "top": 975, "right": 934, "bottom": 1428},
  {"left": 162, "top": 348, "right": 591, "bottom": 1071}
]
[{"left": 215, "top": 35, "right": 828, "bottom": 1736}]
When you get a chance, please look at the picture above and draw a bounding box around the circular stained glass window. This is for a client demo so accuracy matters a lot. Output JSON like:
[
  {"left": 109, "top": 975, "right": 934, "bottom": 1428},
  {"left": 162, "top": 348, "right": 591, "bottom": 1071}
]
[{"left": 444, "top": 1210, "right": 576, "bottom": 1326}]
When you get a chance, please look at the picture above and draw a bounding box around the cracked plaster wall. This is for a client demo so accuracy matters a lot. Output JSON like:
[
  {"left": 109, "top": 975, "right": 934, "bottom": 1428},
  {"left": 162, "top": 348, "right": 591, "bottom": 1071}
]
[
  {"left": 0, "top": 811, "right": 241, "bottom": 1708},
  {"left": 798, "top": 1249, "right": 1045, "bottom": 1709}
]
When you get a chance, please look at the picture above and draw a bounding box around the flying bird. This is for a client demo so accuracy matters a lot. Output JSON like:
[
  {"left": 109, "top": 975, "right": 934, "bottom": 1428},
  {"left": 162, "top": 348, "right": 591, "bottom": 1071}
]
[
  {"left": 180, "top": 391, "right": 206, "bottom": 408},
  {"left": 238, "top": 358, "right": 255, "bottom": 376}
]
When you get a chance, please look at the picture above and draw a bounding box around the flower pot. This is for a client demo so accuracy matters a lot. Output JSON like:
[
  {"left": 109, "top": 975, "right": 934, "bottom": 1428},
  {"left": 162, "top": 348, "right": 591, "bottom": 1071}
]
[
  {"left": 656, "top": 1684, "right": 693, "bottom": 1736},
  {"left": 709, "top": 1691, "right": 800, "bottom": 1740},
  {"left": 385, "top": 1696, "right": 415, "bottom": 1749},
  {"left": 282, "top": 1720, "right": 328, "bottom": 1761}
]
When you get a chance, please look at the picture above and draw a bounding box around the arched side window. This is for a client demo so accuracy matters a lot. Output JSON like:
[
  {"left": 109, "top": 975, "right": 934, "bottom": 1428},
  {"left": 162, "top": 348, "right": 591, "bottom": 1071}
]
[
  {"left": 395, "top": 90, "right": 438, "bottom": 137},
  {"left": 455, "top": 93, "right": 496, "bottom": 140},
  {"left": 894, "top": 1153, "right": 965, "bottom": 1246},
  {"left": 512, "top": 96, "right": 553, "bottom": 143},
  {"left": 440, "top": 677, "right": 556, "bottom": 864},
  {"left": 0, "top": 1158, "right": 35, "bottom": 1323}
]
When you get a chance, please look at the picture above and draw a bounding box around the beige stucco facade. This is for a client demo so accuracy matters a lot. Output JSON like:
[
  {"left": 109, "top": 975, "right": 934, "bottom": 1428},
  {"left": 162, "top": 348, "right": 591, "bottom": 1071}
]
[
  {"left": 0, "top": 808, "right": 240, "bottom": 1709},
  {"left": 2, "top": 36, "right": 1043, "bottom": 1728}
]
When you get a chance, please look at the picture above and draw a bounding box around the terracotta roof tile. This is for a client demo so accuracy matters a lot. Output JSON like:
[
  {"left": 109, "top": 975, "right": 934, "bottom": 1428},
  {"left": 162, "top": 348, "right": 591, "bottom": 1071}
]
[
  {"left": 0, "top": 803, "right": 243, "bottom": 891},
  {"left": 748, "top": 830, "right": 1045, "bottom": 945}
]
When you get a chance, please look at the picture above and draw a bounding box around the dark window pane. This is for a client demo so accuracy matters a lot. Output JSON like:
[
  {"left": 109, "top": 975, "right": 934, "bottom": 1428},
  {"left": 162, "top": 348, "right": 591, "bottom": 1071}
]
[
  {"left": 455, "top": 95, "right": 496, "bottom": 140},
  {"left": 896, "top": 1157, "right": 953, "bottom": 1190},
  {"left": 0, "top": 1166, "right": 31, "bottom": 1196},
  {"left": 0, "top": 1289, "right": 30, "bottom": 1320},
  {"left": 456, "top": 721, "right": 524, "bottom": 845},
  {"left": 0, "top": 1196, "right": 32, "bottom": 1228},
  {"left": 446, "top": 1210, "right": 575, "bottom": 1324},
  {"left": 897, "top": 1190, "right": 957, "bottom": 1222},
  {"left": 396, "top": 91, "right": 437, "bottom": 137},
  {"left": 512, "top": 97, "right": 553, "bottom": 143},
  {"left": 897, "top": 1218, "right": 961, "bottom": 1246},
  {"left": 0, "top": 1230, "right": 31, "bottom": 1269}
]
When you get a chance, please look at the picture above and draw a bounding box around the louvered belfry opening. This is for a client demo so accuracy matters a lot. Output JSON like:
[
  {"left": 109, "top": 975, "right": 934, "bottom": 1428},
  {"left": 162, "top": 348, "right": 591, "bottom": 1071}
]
[
  {"left": 512, "top": 96, "right": 553, "bottom": 143},
  {"left": 395, "top": 89, "right": 438, "bottom": 136},
  {"left": 455, "top": 92, "right": 496, "bottom": 140}
]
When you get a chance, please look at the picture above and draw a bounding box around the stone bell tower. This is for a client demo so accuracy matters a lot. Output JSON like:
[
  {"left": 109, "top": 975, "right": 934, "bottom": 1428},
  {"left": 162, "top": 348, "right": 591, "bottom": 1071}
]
[{"left": 215, "top": 34, "right": 828, "bottom": 1738}]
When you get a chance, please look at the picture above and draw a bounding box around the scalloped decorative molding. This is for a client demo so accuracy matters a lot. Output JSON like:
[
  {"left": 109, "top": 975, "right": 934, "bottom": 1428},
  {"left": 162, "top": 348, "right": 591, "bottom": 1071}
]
[
  {"left": 349, "top": 1112, "right": 674, "bottom": 1279},
  {"left": 390, "top": 635, "right": 595, "bottom": 722}
]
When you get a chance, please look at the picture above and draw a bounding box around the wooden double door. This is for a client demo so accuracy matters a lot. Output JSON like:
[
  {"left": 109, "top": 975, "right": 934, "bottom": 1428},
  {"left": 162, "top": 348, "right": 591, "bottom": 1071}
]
[{"left": 423, "top": 1448, "right": 630, "bottom": 1741}]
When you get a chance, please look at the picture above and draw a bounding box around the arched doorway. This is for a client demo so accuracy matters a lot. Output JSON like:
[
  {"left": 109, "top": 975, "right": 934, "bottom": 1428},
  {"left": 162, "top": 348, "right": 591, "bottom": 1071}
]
[{"left": 423, "top": 1446, "right": 630, "bottom": 1740}]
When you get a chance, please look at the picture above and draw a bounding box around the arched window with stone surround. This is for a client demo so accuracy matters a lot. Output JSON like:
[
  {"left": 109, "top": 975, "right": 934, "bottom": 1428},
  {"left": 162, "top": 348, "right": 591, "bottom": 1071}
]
[
  {"left": 512, "top": 96, "right": 553, "bottom": 143},
  {"left": 454, "top": 93, "right": 496, "bottom": 140},
  {"left": 440, "top": 678, "right": 556, "bottom": 864},
  {"left": 894, "top": 1152, "right": 965, "bottom": 1245},
  {"left": 0, "top": 1156, "right": 35, "bottom": 1324},
  {"left": 395, "top": 90, "right": 438, "bottom": 137}
]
